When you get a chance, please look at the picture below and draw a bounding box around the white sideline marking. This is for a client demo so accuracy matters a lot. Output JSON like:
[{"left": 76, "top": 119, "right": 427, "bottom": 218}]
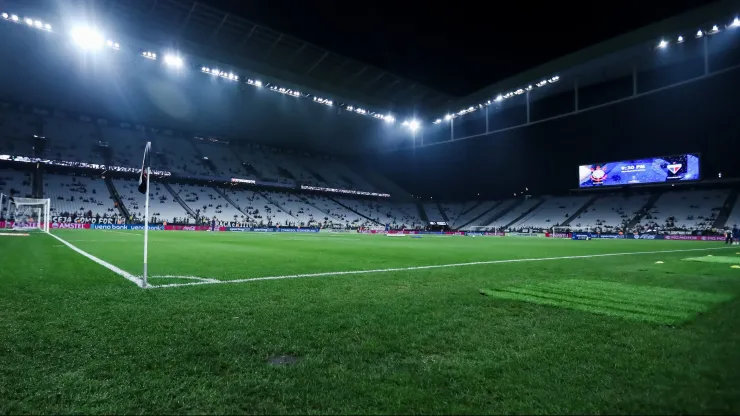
[
  {"left": 102, "top": 230, "right": 143, "bottom": 236},
  {"left": 147, "top": 246, "right": 734, "bottom": 290},
  {"left": 48, "top": 232, "right": 144, "bottom": 287}
]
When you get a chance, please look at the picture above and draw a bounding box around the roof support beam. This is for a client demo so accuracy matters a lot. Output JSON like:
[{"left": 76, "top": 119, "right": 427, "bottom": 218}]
[
  {"left": 177, "top": 2, "right": 198, "bottom": 37},
  {"left": 305, "top": 51, "right": 328, "bottom": 75},
  {"left": 261, "top": 34, "right": 284, "bottom": 61},
  {"left": 238, "top": 25, "right": 258, "bottom": 51},
  {"left": 209, "top": 13, "right": 229, "bottom": 42}
]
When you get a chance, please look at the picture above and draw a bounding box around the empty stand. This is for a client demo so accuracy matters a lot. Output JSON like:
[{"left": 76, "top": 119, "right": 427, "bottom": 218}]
[
  {"left": 0, "top": 109, "right": 37, "bottom": 156},
  {"left": 568, "top": 194, "right": 651, "bottom": 231},
  {"left": 113, "top": 179, "right": 193, "bottom": 223},
  {"left": 44, "top": 174, "right": 116, "bottom": 219},
  {"left": 510, "top": 196, "right": 591, "bottom": 229}
]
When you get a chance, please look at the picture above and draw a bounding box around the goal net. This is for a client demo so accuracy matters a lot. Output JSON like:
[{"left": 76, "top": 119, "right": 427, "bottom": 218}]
[{"left": 4, "top": 197, "right": 50, "bottom": 233}]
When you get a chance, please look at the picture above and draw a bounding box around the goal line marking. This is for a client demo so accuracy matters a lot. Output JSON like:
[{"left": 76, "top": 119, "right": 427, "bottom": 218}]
[
  {"left": 146, "top": 246, "right": 734, "bottom": 289},
  {"left": 45, "top": 232, "right": 735, "bottom": 290},
  {"left": 48, "top": 232, "right": 144, "bottom": 287}
]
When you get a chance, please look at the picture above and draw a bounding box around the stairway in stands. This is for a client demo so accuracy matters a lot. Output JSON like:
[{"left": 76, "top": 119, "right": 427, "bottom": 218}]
[
  {"left": 329, "top": 197, "right": 382, "bottom": 225},
  {"left": 162, "top": 183, "right": 198, "bottom": 220},
  {"left": 416, "top": 202, "right": 429, "bottom": 223},
  {"left": 436, "top": 202, "right": 450, "bottom": 223},
  {"left": 560, "top": 196, "right": 600, "bottom": 227},
  {"left": 502, "top": 199, "right": 547, "bottom": 229},
  {"left": 212, "top": 186, "right": 252, "bottom": 219},
  {"left": 104, "top": 176, "right": 130, "bottom": 219},
  {"left": 713, "top": 189, "right": 739, "bottom": 228},
  {"left": 456, "top": 200, "right": 509, "bottom": 230},
  {"left": 626, "top": 192, "right": 663, "bottom": 229}
]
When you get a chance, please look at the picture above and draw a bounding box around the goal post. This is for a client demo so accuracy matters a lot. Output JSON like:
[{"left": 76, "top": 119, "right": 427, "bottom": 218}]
[{"left": 7, "top": 197, "right": 50, "bottom": 233}]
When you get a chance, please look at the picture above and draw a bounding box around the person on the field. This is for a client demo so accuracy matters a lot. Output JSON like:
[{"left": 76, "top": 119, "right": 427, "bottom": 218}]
[
  {"left": 734, "top": 225, "right": 739, "bottom": 245},
  {"left": 725, "top": 228, "right": 733, "bottom": 245}
]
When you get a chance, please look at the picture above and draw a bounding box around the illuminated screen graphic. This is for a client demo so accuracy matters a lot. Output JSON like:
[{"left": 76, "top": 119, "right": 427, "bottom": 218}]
[{"left": 578, "top": 154, "right": 700, "bottom": 188}]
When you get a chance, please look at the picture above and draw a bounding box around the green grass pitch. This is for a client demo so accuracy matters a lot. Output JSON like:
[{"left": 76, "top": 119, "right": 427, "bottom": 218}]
[{"left": 2, "top": 230, "right": 740, "bottom": 414}]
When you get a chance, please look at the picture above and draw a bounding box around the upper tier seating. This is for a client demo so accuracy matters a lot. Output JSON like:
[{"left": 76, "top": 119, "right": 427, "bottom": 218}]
[
  {"left": 0, "top": 169, "right": 33, "bottom": 200},
  {"left": 42, "top": 118, "right": 104, "bottom": 163},
  {"left": 153, "top": 135, "right": 211, "bottom": 176},
  {"left": 103, "top": 126, "right": 149, "bottom": 168},
  {"left": 0, "top": 109, "right": 37, "bottom": 157}
]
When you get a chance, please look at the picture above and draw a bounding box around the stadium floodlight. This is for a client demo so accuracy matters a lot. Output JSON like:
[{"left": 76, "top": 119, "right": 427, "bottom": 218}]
[
  {"left": 696, "top": 30, "right": 703, "bottom": 38},
  {"left": 1, "top": 13, "right": 8, "bottom": 19},
  {"left": 24, "top": 17, "right": 32, "bottom": 25},
  {"left": 34, "top": 20, "right": 42, "bottom": 28},
  {"left": 402, "top": 119, "right": 420, "bottom": 131},
  {"left": 164, "top": 54, "right": 183, "bottom": 68},
  {"left": 444, "top": 114, "right": 452, "bottom": 121},
  {"left": 658, "top": 39, "right": 668, "bottom": 48},
  {"left": 384, "top": 115, "right": 395, "bottom": 123},
  {"left": 433, "top": 119, "right": 442, "bottom": 124},
  {"left": 44, "top": 23, "right": 51, "bottom": 31},
  {"left": 677, "top": 35, "right": 684, "bottom": 43},
  {"left": 710, "top": 25, "right": 720, "bottom": 34},
  {"left": 142, "top": 51, "right": 156, "bottom": 60},
  {"left": 732, "top": 17, "right": 740, "bottom": 28},
  {"left": 71, "top": 26, "right": 105, "bottom": 50},
  {"left": 11, "top": 14, "right": 18, "bottom": 22}
]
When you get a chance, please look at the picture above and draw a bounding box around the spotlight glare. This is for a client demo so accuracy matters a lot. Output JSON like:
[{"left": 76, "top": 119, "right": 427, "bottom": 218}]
[
  {"left": 45, "top": 23, "right": 51, "bottom": 31},
  {"left": 696, "top": 30, "right": 703, "bottom": 37},
  {"left": 732, "top": 17, "right": 740, "bottom": 27},
  {"left": 1, "top": 13, "right": 8, "bottom": 19},
  {"left": 34, "top": 20, "right": 42, "bottom": 28},
  {"left": 164, "top": 54, "right": 183, "bottom": 68},
  {"left": 71, "top": 26, "right": 105, "bottom": 50},
  {"left": 677, "top": 35, "right": 684, "bottom": 42},
  {"left": 25, "top": 18, "right": 32, "bottom": 25},
  {"left": 658, "top": 39, "right": 668, "bottom": 48},
  {"left": 11, "top": 14, "right": 18, "bottom": 21}
]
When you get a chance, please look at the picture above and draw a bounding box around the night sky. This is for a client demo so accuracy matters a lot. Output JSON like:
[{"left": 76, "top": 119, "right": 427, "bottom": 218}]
[{"left": 205, "top": 0, "right": 715, "bottom": 97}]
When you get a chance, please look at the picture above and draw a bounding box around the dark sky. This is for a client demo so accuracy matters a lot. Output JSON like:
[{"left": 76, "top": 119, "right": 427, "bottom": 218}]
[{"left": 204, "top": 0, "right": 715, "bottom": 97}]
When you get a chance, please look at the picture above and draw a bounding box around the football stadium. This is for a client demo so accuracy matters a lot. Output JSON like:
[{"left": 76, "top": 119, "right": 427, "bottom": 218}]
[{"left": 2, "top": 0, "right": 740, "bottom": 413}]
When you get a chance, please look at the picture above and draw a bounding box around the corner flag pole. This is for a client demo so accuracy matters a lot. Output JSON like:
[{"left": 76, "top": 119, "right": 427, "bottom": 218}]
[
  {"left": 143, "top": 165, "right": 150, "bottom": 287},
  {"left": 139, "top": 141, "right": 152, "bottom": 288}
]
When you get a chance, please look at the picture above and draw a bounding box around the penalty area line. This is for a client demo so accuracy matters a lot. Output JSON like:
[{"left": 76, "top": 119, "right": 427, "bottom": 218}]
[
  {"left": 47, "top": 232, "right": 144, "bottom": 288},
  {"left": 147, "top": 246, "right": 735, "bottom": 290}
]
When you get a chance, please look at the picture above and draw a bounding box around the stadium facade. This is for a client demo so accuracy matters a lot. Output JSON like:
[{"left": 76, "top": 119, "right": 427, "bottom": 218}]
[{"left": 1, "top": 0, "right": 740, "bottom": 235}]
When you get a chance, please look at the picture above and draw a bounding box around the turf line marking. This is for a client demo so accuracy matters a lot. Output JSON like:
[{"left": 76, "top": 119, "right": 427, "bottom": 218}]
[
  {"left": 47, "top": 232, "right": 144, "bottom": 288},
  {"left": 147, "top": 246, "right": 734, "bottom": 289}
]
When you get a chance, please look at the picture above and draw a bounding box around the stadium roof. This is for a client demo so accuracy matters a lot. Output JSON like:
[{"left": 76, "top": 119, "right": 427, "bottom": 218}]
[
  {"left": 438, "top": 0, "right": 740, "bottom": 121},
  {"left": 80, "top": 0, "right": 454, "bottom": 115}
]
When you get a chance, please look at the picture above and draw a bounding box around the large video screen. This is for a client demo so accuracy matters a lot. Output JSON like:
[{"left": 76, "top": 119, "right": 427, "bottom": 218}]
[{"left": 579, "top": 154, "right": 700, "bottom": 188}]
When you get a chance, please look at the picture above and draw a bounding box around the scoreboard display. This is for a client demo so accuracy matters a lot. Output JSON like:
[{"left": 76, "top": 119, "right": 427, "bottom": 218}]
[{"left": 579, "top": 154, "right": 700, "bottom": 188}]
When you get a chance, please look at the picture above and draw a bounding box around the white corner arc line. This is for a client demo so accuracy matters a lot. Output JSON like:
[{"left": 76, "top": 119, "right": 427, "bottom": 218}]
[
  {"left": 47, "top": 232, "right": 144, "bottom": 288},
  {"left": 147, "top": 246, "right": 734, "bottom": 290}
]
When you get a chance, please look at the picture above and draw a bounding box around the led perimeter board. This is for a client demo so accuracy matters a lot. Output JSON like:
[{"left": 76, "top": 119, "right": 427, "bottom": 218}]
[{"left": 579, "top": 154, "right": 700, "bottom": 188}]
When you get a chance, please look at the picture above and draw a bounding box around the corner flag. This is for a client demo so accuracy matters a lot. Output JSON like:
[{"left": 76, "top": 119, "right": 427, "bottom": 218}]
[
  {"left": 138, "top": 142, "right": 151, "bottom": 194},
  {"left": 139, "top": 141, "right": 152, "bottom": 288}
]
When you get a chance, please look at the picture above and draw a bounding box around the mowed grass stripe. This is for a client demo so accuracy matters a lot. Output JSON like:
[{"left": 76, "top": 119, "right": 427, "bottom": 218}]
[
  {"left": 481, "top": 288, "right": 679, "bottom": 324},
  {"left": 530, "top": 281, "right": 729, "bottom": 311},
  {"left": 489, "top": 286, "right": 693, "bottom": 322}
]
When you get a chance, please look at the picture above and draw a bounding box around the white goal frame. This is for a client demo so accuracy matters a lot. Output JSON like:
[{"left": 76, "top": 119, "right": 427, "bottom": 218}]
[{"left": 6, "top": 197, "right": 50, "bottom": 233}]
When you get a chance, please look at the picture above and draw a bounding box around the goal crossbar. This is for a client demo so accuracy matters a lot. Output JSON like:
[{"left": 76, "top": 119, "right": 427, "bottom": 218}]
[{"left": 7, "top": 197, "right": 50, "bottom": 233}]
